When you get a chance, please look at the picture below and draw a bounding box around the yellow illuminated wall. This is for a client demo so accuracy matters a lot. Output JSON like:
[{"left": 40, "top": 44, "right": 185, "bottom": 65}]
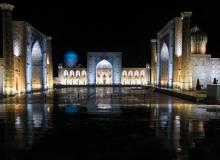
[{"left": 58, "top": 67, "right": 149, "bottom": 85}]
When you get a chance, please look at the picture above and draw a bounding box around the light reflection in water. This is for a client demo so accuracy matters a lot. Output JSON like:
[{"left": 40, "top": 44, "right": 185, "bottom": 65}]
[
  {"left": 0, "top": 103, "right": 53, "bottom": 151},
  {"left": 97, "top": 104, "right": 112, "bottom": 109},
  {"left": 0, "top": 87, "right": 220, "bottom": 160}
]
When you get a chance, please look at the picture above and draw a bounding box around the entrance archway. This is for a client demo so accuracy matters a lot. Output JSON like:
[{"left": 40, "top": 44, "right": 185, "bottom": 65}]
[
  {"left": 96, "top": 59, "right": 112, "bottom": 85},
  {"left": 31, "top": 41, "right": 43, "bottom": 90},
  {"left": 160, "top": 43, "right": 169, "bottom": 86}
]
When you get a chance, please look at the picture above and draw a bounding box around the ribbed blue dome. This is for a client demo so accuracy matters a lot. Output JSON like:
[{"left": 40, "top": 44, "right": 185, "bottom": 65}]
[
  {"left": 191, "top": 26, "right": 208, "bottom": 42},
  {"left": 64, "top": 51, "right": 78, "bottom": 68}
]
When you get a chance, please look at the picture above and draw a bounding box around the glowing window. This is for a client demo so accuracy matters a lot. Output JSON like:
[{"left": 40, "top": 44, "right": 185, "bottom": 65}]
[
  {"left": 82, "top": 70, "right": 87, "bottom": 76},
  {"left": 122, "top": 70, "right": 127, "bottom": 77},
  {"left": 134, "top": 70, "right": 139, "bottom": 76},
  {"left": 70, "top": 70, "right": 74, "bottom": 77},
  {"left": 76, "top": 70, "right": 80, "bottom": 77},
  {"left": 140, "top": 70, "right": 145, "bottom": 76},
  {"left": 128, "top": 71, "right": 133, "bottom": 77},
  {"left": 64, "top": 70, "right": 68, "bottom": 77}
]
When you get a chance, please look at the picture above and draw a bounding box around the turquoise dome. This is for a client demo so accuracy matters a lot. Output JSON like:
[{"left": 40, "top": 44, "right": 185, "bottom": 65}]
[{"left": 64, "top": 51, "right": 78, "bottom": 67}]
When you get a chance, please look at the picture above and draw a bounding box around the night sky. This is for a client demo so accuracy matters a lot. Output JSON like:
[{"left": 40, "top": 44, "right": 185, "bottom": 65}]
[{"left": 0, "top": 0, "right": 220, "bottom": 76}]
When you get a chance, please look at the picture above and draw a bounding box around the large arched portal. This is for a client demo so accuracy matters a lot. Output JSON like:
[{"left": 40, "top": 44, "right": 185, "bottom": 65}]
[
  {"left": 31, "top": 41, "right": 43, "bottom": 90},
  {"left": 96, "top": 59, "right": 112, "bottom": 85},
  {"left": 160, "top": 43, "right": 169, "bottom": 86}
]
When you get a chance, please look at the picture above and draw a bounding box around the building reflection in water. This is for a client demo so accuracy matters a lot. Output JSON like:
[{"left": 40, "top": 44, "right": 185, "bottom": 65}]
[
  {"left": 86, "top": 87, "right": 121, "bottom": 114},
  {"left": 1, "top": 87, "right": 220, "bottom": 159},
  {"left": 0, "top": 103, "right": 53, "bottom": 151},
  {"left": 149, "top": 103, "right": 220, "bottom": 158}
]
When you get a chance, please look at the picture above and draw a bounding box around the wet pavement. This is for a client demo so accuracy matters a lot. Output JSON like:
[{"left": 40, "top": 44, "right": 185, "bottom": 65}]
[{"left": 1, "top": 87, "right": 220, "bottom": 160}]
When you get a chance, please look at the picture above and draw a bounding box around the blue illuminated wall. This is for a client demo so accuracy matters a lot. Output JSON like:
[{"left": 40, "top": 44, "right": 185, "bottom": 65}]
[
  {"left": 26, "top": 24, "right": 48, "bottom": 92},
  {"left": 156, "top": 20, "right": 174, "bottom": 88}
]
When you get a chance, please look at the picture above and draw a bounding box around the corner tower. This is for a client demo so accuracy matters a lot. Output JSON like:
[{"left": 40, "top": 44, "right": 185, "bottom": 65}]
[
  {"left": 180, "top": 11, "right": 192, "bottom": 90},
  {"left": 0, "top": 3, "right": 16, "bottom": 95},
  {"left": 150, "top": 39, "right": 157, "bottom": 85}
]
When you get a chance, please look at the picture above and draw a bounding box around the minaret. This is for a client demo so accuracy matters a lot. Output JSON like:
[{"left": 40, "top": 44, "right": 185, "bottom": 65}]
[
  {"left": 0, "top": 3, "right": 16, "bottom": 95},
  {"left": 47, "top": 37, "right": 53, "bottom": 89},
  {"left": 180, "top": 11, "right": 192, "bottom": 90},
  {"left": 58, "top": 63, "right": 63, "bottom": 84},
  {"left": 150, "top": 39, "right": 157, "bottom": 85}
]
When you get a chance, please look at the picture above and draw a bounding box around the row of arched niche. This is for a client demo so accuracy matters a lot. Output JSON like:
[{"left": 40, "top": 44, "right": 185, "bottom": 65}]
[
  {"left": 63, "top": 70, "right": 87, "bottom": 77},
  {"left": 63, "top": 79, "right": 87, "bottom": 85},
  {"left": 122, "top": 70, "right": 145, "bottom": 77},
  {"left": 63, "top": 70, "right": 145, "bottom": 77}
]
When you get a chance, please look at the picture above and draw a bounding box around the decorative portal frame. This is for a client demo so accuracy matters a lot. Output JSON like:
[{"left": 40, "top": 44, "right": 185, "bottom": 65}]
[
  {"left": 26, "top": 25, "right": 47, "bottom": 92},
  {"left": 157, "top": 20, "right": 175, "bottom": 88},
  {"left": 87, "top": 52, "right": 122, "bottom": 85}
]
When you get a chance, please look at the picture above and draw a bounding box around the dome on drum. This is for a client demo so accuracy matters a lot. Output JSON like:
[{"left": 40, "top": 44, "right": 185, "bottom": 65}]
[
  {"left": 191, "top": 25, "right": 208, "bottom": 54},
  {"left": 64, "top": 51, "right": 78, "bottom": 67}
]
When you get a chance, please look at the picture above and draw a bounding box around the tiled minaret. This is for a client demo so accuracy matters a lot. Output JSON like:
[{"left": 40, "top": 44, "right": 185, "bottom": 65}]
[
  {"left": 150, "top": 39, "right": 157, "bottom": 85},
  {"left": 0, "top": 3, "right": 16, "bottom": 95},
  {"left": 180, "top": 11, "right": 192, "bottom": 90},
  {"left": 47, "top": 37, "right": 53, "bottom": 89}
]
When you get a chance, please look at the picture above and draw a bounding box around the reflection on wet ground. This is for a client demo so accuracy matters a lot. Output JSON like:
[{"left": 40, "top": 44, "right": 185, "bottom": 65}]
[{"left": 1, "top": 87, "right": 220, "bottom": 160}]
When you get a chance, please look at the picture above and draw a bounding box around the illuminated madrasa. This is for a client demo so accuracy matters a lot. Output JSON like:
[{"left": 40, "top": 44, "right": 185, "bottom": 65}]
[
  {"left": 151, "top": 11, "right": 220, "bottom": 90},
  {"left": 57, "top": 52, "right": 150, "bottom": 85},
  {"left": 0, "top": 3, "right": 53, "bottom": 95}
]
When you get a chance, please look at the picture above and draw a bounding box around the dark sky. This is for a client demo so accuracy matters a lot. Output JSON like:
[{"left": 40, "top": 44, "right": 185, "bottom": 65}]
[{"left": 0, "top": 0, "right": 220, "bottom": 76}]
